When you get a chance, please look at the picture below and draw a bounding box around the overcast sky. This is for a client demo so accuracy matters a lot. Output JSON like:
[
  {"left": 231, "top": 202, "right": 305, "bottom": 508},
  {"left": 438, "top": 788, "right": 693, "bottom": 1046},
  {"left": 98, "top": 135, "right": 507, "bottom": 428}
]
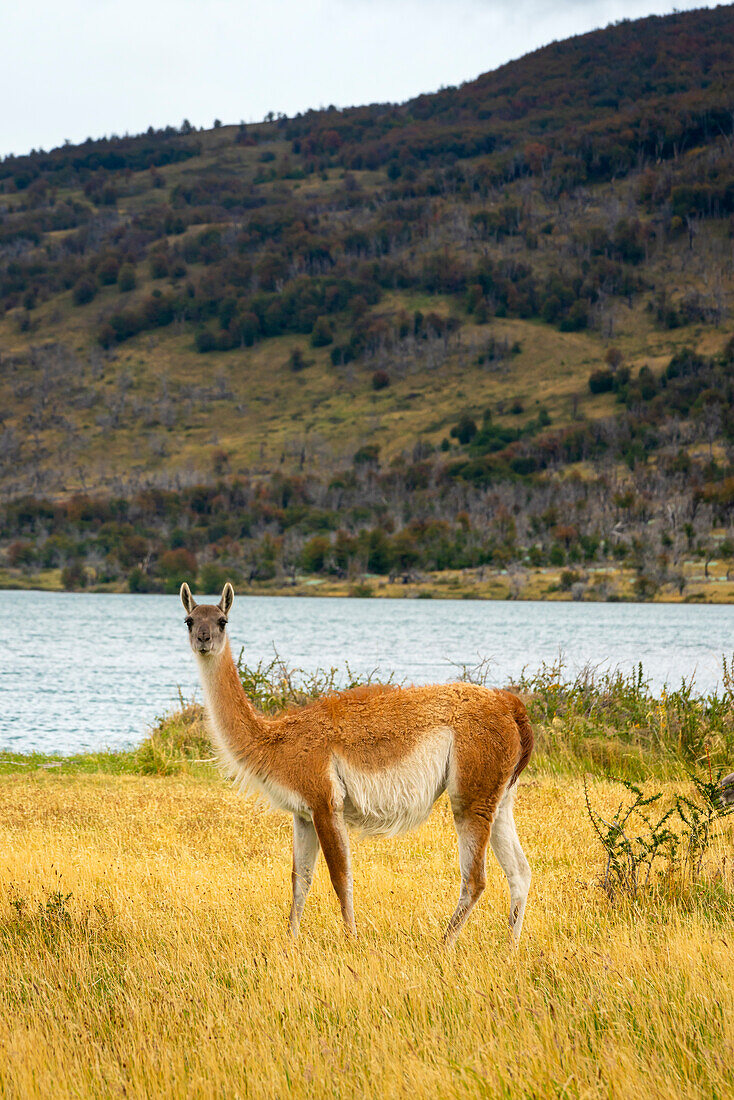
[{"left": 0, "top": 0, "right": 723, "bottom": 158}]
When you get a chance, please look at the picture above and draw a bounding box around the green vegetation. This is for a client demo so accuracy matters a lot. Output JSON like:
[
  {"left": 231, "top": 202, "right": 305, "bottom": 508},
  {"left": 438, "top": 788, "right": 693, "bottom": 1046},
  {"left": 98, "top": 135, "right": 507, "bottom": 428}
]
[
  {"left": 585, "top": 770, "right": 734, "bottom": 904},
  {"left": 2, "top": 7, "right": 734, "bottom": 598},
  {"left": 4, "top": 654, "right": 733, "bottom": 782},
  {"left": 518, "top": 656, "right": 734, "bottom": 778}
]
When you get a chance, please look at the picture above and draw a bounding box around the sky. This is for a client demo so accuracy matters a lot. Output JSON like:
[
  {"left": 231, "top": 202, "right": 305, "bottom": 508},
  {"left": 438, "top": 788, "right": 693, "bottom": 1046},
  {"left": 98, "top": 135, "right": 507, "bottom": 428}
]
[{"left": 0, "top": 0, "right": 724, "bottom": 159}]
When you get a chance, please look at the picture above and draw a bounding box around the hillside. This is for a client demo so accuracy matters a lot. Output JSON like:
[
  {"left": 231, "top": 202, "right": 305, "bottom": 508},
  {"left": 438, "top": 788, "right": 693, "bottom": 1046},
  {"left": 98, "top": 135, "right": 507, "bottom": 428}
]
[{"left": 2, "top": 5, "right": 734, "bottom": 598}]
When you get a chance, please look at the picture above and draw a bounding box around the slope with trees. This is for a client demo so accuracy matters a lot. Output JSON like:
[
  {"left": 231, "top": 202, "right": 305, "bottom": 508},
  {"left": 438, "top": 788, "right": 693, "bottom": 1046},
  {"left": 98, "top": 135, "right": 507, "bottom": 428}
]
[{"left": 1, "top": 5, "right": 734, "bottom": 598}]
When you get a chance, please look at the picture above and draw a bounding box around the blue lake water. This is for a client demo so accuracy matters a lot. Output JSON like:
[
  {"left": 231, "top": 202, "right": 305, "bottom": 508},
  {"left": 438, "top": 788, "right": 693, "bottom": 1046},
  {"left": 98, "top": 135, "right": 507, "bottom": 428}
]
[{"left": 0, "top": 591, "right": 732, "bottom": 755}]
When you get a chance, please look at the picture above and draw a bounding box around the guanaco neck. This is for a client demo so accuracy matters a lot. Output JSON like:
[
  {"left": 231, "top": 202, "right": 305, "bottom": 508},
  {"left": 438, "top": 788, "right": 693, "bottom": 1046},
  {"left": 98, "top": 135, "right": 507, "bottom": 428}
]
[{"left": 196, "top": 640, "right": 277, "bottom": 770}]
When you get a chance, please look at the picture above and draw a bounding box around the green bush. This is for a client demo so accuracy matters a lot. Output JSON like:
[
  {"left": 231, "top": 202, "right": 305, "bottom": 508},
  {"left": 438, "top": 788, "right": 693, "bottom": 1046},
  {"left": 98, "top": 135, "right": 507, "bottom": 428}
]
[
  {"left": 588, "top": 368, "right": 614, "bottom": 394},
  {"left": 117, "top": 263, "right": 136, "bottom": 292},
  {"left": 61, "top": 561, "right": 86, "bottom": 590},
  {"left": 519, "top": 656, "right": 734, "bottom": 774},
  {"left": 73, "top": 277, "right": 96, "bottom": 305},
  {"left": 158, "top": 548, "right": 197, "bottom": 591},
  {"left": 585, "top": 770, "right": 734, "bottom": 903},
  {"left": 235, "top": 651, "right": 392, "bottom": 716},
  {"left": 195, "top": 329, "right": 216, "bottom": 353},
  {"left": 198, "top": 563, "right": 231, "bottom": 594},
  {"left": 310, "top": 317, "right": 333, "bottom": 347},
  {"left": 300, "top": 535, "right": 331, "bottom": 573},
  {"left": 134, "top": 704, "right": 212, "bottom": 775},
  {"left": 450, "top": 414, "right": 477, "bottom": 445},
  {"left": 128, "top": 567, "right": 162, "bottom": 594}
]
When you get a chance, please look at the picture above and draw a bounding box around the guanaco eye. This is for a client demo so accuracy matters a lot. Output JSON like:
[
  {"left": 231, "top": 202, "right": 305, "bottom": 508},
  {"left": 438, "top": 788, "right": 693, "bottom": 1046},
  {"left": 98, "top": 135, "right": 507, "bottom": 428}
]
[
  {"left": 185, "top": 617, "right": 193, "bottom": 629},
  {"left": 218, "top": 618, "right": 227, "bottom": 630}
]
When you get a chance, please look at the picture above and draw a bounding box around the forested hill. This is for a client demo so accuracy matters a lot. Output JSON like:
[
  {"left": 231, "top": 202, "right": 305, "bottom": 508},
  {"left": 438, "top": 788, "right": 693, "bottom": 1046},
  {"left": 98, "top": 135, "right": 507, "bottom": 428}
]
[
  {"left": 290, "top": 5, "right": 734, "bottom": 180},
  {"left": 2, "top": 5, "right": 734, "bottom": 598}
]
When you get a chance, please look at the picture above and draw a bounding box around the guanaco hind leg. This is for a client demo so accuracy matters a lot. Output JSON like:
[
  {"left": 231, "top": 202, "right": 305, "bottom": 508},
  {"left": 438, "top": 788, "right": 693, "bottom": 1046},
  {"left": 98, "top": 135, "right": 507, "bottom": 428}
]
[
  {"left": 444, "top": 810, "right": 492, "bottom": 944},
  {"left": 489, "top": 785, "right": 531, "bottom": 945},
  {"left": 446, "top": 785, "right": 531, "bottom": 946},
  {"left": 289, "top": 815, "right": 321, "bottom": 937}
]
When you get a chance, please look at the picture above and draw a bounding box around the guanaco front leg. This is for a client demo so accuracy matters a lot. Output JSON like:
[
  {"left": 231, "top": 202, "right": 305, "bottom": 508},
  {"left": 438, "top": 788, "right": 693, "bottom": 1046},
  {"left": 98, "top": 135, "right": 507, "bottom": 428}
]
[
  {"left": 289, "top": 814, "right": 320, "bottom": 938},
  {"left": 312, "top": 805, "right": 356, "bottom": 935}
]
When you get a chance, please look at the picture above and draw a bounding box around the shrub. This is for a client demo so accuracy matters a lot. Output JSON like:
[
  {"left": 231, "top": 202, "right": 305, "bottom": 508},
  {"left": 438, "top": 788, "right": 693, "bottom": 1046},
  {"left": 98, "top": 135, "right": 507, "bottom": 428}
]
[
  {"left": 127, "top": 567, "right": 162, "bottom": 594},
  {"left": 134, "top": 703, "right": 212, "bottom": 775},
  {"left": 73, "top": 277, "right": 97, "bottom": 305},
  {"left": 236, "top": 651, "right": 392, "bottom": 715},
  {"left": 549, "top": 544, "right": 565, "bottom": 566},
  {"left": 97, "top": 255, "right": 121, "bottom": 285},
  {"left": 349, "top": 582, "right": 374, "bottom": 598},
  {"left": 61, "top": 561, "right": 86, "bottom": 590},
  {"left": 158, "top": 548, "right": 197, "bottom": 591},
  {"left": 195, "top": 329, "right": 216, "bottom": 353},
  {"left": 353, "top": 444, "right": 379, "bottom": 466},
  {"left": 560, "top": 301, "right": 589, "bottom": 332},
  {"left": 300, "top": 535, "right": 331, "bottom": 573},
  {"left": 7, "top": 540, "right": 35, "bottom": 567},
  {"left": 149, "top": 250, "right": 171, "bottom": 279},
  {"left": 310, "top": 316, "right": 333, "bottom": 347},
  {"left": 633, "top": 573, "right": 659, "bottom": 600},
  {"left": 117, "top": 263, "right": 136, "bottom": 292},
  {"left": 588, "top": 368, "right": 615, "bottom": 394},
  {"left": 585, "top": 770, "right": 734, "bottom": 902},
  {"left": 450, "top": 415, "right": 478, "bottom": 445},
  {"left": 289, "top": 348, "right": 309, "bottom": 372},
  {"left": 199, "top": 562, "right": 231, "bottom": 593}
]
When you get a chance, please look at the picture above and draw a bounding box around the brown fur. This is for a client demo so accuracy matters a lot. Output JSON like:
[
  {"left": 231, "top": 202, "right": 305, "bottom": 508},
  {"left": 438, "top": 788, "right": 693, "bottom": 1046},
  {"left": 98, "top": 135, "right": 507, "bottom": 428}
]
[
  {"left": 500, "top": 690, "right": 534, "bottom": 786},
  {"left": 181, "top": 582, "right": 533, "bottom": 942},
  {"left": 208, "top": 653, "right": 526, "bottom": 798}
]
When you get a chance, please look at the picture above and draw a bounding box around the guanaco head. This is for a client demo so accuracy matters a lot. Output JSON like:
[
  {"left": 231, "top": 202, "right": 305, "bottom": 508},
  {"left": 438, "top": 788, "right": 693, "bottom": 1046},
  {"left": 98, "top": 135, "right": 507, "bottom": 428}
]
[{"left": 180, "top": 581, "right": 234, "bottom": 657}]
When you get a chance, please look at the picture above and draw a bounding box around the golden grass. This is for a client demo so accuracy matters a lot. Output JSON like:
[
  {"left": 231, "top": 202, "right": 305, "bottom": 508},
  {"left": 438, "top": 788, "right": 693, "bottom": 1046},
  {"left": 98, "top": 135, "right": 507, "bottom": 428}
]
[{"left": 0, "top": 771, "right": 732, "bottom": 1098}]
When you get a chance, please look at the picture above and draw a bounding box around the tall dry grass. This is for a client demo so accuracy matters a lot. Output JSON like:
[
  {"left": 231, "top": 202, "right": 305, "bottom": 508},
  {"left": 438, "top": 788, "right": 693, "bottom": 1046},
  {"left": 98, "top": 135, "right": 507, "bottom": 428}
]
[{"left": 0, "top": 771, "right": 732, "bottom": 1099}]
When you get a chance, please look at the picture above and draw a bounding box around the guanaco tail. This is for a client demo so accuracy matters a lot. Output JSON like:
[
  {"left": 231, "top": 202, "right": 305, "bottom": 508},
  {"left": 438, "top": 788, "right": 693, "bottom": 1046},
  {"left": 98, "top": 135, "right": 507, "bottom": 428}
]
[{"left": 181, "top": 582, "right": 533, "bottom": 944}]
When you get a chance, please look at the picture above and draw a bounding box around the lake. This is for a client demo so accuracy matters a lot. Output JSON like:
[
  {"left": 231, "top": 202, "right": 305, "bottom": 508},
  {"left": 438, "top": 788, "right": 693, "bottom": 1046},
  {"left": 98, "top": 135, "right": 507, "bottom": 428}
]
[{"left": 0, "top": 591, "right": 732, "bottom": 755}]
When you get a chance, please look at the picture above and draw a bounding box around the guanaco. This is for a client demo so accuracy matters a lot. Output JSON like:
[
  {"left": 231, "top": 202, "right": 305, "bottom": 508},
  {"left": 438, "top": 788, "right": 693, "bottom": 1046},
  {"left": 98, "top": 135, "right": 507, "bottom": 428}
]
[{"left": 181, "top": 582, "right": 533, "bottom": 944}]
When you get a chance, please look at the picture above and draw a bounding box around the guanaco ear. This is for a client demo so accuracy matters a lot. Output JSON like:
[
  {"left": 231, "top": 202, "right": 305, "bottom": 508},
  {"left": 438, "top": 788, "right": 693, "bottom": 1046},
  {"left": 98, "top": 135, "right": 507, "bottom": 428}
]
[
  {"left": 180, "top": 582, "right": 196, "bottom": 614},
  {"left": 218, "top": 581, "right": 234, "bottom": 616}
]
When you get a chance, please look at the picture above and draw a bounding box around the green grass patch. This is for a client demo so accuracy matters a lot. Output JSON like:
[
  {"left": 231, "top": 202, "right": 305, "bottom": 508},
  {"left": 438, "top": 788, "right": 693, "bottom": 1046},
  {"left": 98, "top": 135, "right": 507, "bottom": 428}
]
[{"left": 2, "top": 656, "right": 733, "bottom": 783}]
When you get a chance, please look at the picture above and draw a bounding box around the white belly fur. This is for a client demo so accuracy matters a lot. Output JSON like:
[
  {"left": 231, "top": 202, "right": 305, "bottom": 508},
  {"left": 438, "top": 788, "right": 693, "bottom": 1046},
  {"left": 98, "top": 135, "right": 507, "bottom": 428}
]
[{"left": 332, "top": 725, "right": 453, "bottom": 837}]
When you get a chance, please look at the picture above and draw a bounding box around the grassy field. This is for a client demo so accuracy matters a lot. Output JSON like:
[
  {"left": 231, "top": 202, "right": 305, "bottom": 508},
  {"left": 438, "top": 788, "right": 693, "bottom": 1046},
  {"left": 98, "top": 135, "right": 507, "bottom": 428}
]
[
  {"left": 1, "top": 662, "right": 733, "bottom": 1098},
  {"left": 0, "top": 769, "right": 732, "bottom": 1099}
]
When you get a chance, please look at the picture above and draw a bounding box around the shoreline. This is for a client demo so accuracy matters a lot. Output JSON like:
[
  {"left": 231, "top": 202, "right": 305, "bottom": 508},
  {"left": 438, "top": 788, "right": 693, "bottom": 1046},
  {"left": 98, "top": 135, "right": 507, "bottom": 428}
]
[
  {"left": 2, "top": 654, "right": 733, "bottom": 776},
  {"left": 2, "top": 563, "right": 734, "bottom": 603}
]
